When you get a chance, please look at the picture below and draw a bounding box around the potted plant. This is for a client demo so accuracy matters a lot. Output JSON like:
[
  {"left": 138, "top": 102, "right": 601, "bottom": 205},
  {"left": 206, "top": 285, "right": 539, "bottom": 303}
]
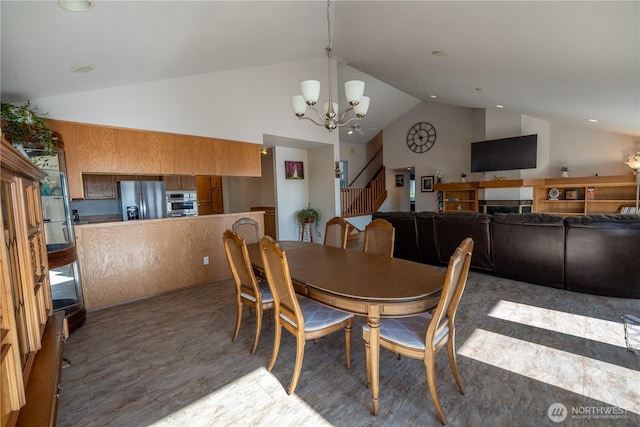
[
  {"left": 1, "top": 101, "right": 57, "bottom": 155},
  {"left": 297, "top": 204, "right": 320, "bottom": 226}
]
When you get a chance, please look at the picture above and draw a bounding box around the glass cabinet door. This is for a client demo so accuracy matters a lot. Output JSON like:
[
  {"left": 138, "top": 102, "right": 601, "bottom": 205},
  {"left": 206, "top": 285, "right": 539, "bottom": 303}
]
[{"left": 26, "top": 146, "right": 86, "bottom": 331}]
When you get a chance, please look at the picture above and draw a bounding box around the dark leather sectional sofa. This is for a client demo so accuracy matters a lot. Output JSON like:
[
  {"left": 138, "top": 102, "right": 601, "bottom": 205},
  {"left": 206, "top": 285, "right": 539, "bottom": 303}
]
[{"left": 372, "top": 211, "right": 640, "bottom": 298}]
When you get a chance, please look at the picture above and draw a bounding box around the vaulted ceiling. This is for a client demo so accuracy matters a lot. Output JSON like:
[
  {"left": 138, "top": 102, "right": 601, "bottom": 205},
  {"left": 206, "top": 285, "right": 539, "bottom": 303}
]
[{"left": 2, "top": 1, "right": 638, "bottom": 144}]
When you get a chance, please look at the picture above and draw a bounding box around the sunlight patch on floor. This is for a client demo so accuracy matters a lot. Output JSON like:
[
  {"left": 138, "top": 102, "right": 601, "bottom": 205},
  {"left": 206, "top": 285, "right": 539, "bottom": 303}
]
[
  {"left": 149, "top": 367, "right": 332, "bottom": 426},
  {"left": 488, "top": 299, "right": 626, "bottom": 348},
  {"left": 458, "top": 328, "right": 640, "bottom": 415}
]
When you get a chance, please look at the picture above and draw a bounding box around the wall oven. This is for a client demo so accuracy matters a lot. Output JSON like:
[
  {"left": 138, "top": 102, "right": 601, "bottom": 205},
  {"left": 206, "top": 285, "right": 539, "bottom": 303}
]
[{"left": 166, "top": 191, "right": 198, "bottom": 217}]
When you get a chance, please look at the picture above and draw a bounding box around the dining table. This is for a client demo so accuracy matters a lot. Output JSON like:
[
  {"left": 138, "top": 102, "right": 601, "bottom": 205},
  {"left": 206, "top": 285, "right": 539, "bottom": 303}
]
[{"left": 246, "top": 241, "right": 445, "bottom": 415}]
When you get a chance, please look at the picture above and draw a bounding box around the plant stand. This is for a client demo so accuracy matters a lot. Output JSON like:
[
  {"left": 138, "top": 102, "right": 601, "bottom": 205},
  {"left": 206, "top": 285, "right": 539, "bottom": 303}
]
[{"left": 300, "top": 221, "right": 314, "bottom": 243}]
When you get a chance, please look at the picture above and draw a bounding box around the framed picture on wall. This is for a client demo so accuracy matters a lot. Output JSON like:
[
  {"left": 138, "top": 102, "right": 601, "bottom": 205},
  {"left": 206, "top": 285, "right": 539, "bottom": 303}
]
[
  {"left": 395, "top": 174, "right": 404, "bottom": 187},
  {"left": 285, "top": 161, "right": 304, "bottom": 179},
  {"left": 421, "top": 175, "right": 435, "bottom": 192}
]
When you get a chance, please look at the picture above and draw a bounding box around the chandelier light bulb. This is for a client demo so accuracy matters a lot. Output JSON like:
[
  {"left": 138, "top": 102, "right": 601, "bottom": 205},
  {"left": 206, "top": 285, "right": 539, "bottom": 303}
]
[
  {"left": 291, "top": 95, "right": 307, "bottom": 117},
  {"left": 354, "top": 96, "right": 370, "bottom": 117},
  {"left": 300, "top": 80, "right": 320, "bottom": 105},
  {"left": 344, "top": 80, "right": 365, "bottom": 104}
]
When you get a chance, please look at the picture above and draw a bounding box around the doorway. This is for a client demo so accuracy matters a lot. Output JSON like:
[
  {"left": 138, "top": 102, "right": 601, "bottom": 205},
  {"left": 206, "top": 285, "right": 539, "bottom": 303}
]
[{"left": 409, "top": 171, "right": 415, "bottom": 211}]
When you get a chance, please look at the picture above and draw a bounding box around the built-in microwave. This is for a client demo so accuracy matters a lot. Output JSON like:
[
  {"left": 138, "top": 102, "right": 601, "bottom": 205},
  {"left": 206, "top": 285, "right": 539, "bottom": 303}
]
[{"left": 166, "top": 191, "right": 198, "bottom": 217}]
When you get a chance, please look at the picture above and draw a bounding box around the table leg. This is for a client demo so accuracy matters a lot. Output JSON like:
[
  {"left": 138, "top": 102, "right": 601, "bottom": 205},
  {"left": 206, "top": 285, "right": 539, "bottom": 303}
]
[{"left": 367, "top": 305, "right": 381, "bottom": 415}]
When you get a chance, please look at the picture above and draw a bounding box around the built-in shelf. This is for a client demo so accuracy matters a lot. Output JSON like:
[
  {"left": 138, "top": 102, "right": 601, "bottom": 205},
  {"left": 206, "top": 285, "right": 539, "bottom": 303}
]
[
  {"left": 533, "top": 175, "right": 637, "bottom": 215},
  {"left": 434, "top": 182, "right": 479, "bottom": 213}
]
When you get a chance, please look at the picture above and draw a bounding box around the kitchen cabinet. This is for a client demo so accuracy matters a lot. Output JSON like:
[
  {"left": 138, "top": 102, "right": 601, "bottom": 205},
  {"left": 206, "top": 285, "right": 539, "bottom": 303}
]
[
  {"left": 251, "top": 206, "right": 276, "bottom": 238},
  {"left": 533, "top": 175, "right": 637, "bottom": 215},
  {"left": 196, "top": 176, "right": 212, "bottom": 203},
  {"left": 165, "top": 175, "right": 197, "bottom": 191},
  {"left": 46, "top": 119, "right": 260, "bottom": 199},
  {"left": 83, "top": 174, "right": 117, "bottom": 199},
  {"left": 196, "top": 175, "right": 224, "bottom": 215}
]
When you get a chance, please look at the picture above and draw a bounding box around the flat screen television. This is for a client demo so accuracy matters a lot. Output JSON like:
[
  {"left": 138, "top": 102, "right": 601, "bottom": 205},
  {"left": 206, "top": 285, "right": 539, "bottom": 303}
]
[{"left": 470, "top": 134, "right": 537, "bottom": 172}]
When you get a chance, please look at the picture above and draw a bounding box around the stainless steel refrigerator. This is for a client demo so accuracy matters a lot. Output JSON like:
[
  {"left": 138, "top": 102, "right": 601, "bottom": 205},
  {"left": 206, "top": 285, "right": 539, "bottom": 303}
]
[{"left": 118, "top": 181, "right": 167, "bottom": 220}]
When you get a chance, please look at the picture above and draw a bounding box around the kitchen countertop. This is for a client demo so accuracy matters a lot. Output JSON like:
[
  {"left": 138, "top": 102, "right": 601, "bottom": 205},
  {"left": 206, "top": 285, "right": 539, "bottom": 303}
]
[{"left": 74, "top": 214, "right": 122, "bottom": 225}]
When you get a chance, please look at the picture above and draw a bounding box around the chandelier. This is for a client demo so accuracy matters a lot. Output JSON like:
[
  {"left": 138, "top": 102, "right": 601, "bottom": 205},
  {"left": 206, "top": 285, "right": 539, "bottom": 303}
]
[
  {"left": 291, "top": 0, "right": 370, "bottom": 131},
  {"left": 625, "top": 152, "right": 640, "bottom": 171}
]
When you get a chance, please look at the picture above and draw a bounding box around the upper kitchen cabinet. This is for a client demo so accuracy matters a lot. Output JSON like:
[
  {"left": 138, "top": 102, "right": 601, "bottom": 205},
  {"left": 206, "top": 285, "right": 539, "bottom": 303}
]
[
  {"left": 83, "top": 174, "right": 117, "bottom": 199},
  {"left": 46, "top": 120, "right": 261, "bottom": 199},
  {"left": 164, "top": 175, "right": 197, "bottom": 191},
  {"left": 212, "top": 138, "right": 261, "bottom": 176}
]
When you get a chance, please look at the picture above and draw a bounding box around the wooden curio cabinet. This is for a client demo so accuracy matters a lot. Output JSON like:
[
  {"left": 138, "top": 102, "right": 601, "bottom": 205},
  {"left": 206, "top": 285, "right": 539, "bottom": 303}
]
[{"left": 1, "top": 136, "right": 65, "bottom": 427}]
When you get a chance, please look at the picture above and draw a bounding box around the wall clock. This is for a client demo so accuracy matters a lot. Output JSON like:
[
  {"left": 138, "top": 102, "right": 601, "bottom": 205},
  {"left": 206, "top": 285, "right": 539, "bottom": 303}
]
[{"left": 407, "top": 122, "right": 436, "bottom": 153}]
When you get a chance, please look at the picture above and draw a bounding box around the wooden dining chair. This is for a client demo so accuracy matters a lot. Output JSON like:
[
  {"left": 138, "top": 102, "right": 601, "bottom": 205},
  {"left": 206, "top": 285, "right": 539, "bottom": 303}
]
[
  {"left": 323, "top": 216, "right": 349, "bottom": 249},
  {"left": 362, "top": 237, "right": 474, "bottom": 425},
  {"left": 363, "top": 218, "right": 395, "bottom": 257},
  {"left": 259, "top": 235, "right": 354, "bottom": 395},
  {"left": 223, "top": 229, "right": 274, "bottom": 354},
  {"left": 232, "top": 217, "right": 260, "bottom": 245}
]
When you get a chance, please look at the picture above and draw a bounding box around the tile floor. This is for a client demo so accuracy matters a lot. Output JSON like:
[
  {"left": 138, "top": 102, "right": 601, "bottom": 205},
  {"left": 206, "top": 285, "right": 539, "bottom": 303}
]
[{"left": 58, "top": 272, "right": 640, "bottom": 426}]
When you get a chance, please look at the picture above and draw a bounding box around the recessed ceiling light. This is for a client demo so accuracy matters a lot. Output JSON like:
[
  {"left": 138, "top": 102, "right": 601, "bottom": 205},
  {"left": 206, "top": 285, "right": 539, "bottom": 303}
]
[
  {"left": 496, "top": 104, "right": 504, "bottom": 109},
  {"left": 430, "top": 95, "right": 437, "bottom": 99},
  {"left": 588, "top": 118, "right": 599, "bottom": 123},
  {"left": 432, "top": 51, "right": 447, "bottom": 57},
  {"left": 71, "top": 64, "right": 95, "bottom": 73},
  {"left": 58, "top": 0, "right": 95, "bottom": 12}
]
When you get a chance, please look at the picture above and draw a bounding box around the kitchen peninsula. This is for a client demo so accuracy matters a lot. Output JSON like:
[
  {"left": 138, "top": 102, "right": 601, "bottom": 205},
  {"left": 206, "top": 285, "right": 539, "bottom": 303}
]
[
  {"left": 44, "top": 119, "right": 266, "bottom": 309},
  {"left": 75, "top": 211, "right": 265, "bottom": 309}
]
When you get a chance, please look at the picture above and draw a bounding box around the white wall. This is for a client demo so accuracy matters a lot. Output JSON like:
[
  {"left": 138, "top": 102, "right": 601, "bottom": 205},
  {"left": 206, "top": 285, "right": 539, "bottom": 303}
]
[
  {"left": 339, "top": 134, "right": 383, "bottom": 185},
  {"left": 549, "top": 122, "right": 639, "bottom": 177},
  {"left": 379, "top": 103, "right": 639, "bottom": 211},
  {"left": 31, "top": 59, "right": 337, "bottom": 147},
  {"left": 273, "top": 146, "right": 309, "bottom": 241},
  {"left": 380, "top": 101, "right": 475, "bottom": 212}
]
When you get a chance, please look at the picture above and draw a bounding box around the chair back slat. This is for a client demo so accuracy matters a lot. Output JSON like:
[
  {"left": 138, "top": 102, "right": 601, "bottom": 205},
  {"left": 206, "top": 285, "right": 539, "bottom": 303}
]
[
  {"left": 324, "top": 216, "right": 349, "bottom": 249},
  {"left": 233, "top": 217, "right": 260, "bottom": 244},
  {"left": 426, "top": 237, "right": 473, "bottom": 347},
  {"left": 223, "top": 229, "right": 261, "bottom": 302},
  {"left": 363, "top": 218, "right": 395, "bottom": 257},
  {"left": 260, "top": 236, "right": 303, "bottom": 328}
]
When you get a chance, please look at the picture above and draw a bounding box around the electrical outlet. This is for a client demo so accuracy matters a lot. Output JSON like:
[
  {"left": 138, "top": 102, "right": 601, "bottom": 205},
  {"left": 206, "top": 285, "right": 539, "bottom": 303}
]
[{"left": 203, "top": 256, "right": 209, "bottom": 265}]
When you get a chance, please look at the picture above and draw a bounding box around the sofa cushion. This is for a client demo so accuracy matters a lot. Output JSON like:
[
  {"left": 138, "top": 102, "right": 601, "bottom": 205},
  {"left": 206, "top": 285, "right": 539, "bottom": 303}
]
[
  {"left": 434, "top": 212, "right": 493, "bottom": 271},
  {"left": 491, "top": 213, "right": 565, "bottom": 288},
  {"left": 564, "top": 214, "right": 640, "bottom": 298},
  {"left": 372, "top": 211, "right": 421, "bottom": 262},
  {"left": 416, "top": 211, "right": 439, "bottom": 265}
]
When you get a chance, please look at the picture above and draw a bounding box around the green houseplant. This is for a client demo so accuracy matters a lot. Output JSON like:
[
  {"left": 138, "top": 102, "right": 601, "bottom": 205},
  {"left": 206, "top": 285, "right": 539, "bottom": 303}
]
[
  {"left": 1, "top": 101, "right": 57, "bottom": 155},
  {"left": 297, "top": 204, "right": 320, "bottom": 226}
]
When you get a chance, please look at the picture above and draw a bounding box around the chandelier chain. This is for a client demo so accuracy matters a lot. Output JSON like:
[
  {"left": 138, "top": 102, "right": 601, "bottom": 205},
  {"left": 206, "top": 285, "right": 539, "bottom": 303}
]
[{"left": 326, "top": 0, "right": 332, "bottom": 50}]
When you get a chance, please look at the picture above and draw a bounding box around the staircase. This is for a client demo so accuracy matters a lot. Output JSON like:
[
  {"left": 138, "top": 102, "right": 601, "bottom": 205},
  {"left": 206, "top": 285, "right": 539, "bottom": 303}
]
[{"left": 340, "top": 147, "right": 387, "bottom": 218}]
